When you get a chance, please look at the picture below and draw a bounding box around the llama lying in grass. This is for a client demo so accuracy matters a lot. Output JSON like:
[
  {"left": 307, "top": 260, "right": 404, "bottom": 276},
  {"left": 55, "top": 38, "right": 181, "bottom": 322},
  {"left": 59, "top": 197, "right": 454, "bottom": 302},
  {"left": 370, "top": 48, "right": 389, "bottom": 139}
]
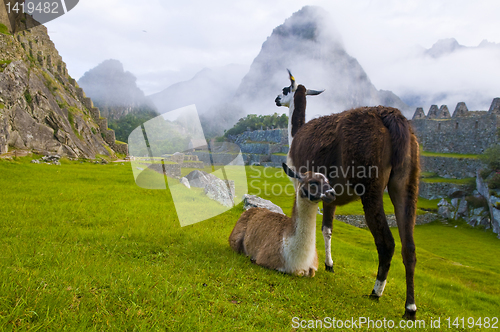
[{"left": 229, "top": 163, "right": 335, "bottom": 277}]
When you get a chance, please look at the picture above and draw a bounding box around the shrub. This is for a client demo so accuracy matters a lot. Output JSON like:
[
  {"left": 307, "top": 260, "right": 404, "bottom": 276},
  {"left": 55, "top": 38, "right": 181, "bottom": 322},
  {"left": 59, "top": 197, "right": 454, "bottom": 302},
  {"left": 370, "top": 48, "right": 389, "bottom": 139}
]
[
  {"left": 480, "top": 169, "right": 491, "bottom": 180},
  {"left": 24, "top": 89, "right": 32, "bottom": 104},
  {"left": 224, "top": 113, "right": 288, "bottom": 138},
  {"left": 465, "top": 195, "right": 488, "bottom": 209},
  {"left": 479, "top": 144, "right": 500, "bottom": 172},
  {"left": 0, "top": 23, "right": 10, "bottom": 35},
  {"left": 487, "top": 173, "right": 500, "bottom": 190}
]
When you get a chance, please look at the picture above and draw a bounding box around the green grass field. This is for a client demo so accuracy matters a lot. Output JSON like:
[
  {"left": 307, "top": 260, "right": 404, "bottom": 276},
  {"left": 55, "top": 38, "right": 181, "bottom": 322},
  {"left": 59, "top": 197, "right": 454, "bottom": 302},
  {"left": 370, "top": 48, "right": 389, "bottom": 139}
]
[{"left": 0, "top": 157, "right": 499, "bottom": 331}]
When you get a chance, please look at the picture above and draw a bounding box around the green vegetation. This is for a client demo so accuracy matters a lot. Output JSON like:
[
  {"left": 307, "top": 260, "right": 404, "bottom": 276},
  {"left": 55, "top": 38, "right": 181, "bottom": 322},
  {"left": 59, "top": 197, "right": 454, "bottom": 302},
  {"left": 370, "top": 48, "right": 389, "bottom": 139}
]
[
  {"left": 66, "top": 109, "right": 84, "bottom": 141},
  {"left": 0, "top": 23, "right": 10, "bottom": 35},
  {"left": 0, "top": 159, "right": 498, "bottom": 330},
  {"left": 0, "top": 59, "right": 12, "bottom": 72},
  {"left": 41, "top": 71, "right": 58, "bottom": 94},
  {"left": 0, "top": 103, "right": 4, "bottom": 110},
  {"left": 24, "top": 89, "right": 32, "bottom": 104},
  {"left": 224, "top": 113, "right": 288, "bottom": 138},
  {"left": 420, "top": 150, "right": 479, "bottom": 159},
  {"left": 465, "top": 195, "right": 489, "bottom": 209},
  {"left": 421, "top": 177, "right": 475, "bottom": 185},
  {"left": 477, "top": 144, "right": 500, "bottom": 188},
  {"left": 107, "top": 110, "right": 159, "bottom": 143}
]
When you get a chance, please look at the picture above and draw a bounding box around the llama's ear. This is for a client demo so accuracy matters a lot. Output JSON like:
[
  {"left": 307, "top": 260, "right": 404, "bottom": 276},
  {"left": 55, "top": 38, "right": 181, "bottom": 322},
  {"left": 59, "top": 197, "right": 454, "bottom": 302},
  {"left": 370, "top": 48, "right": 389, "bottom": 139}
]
[
  {"left": 306, "top": 89, "right": 325, "bottom": 96},
  {"left": 282, "top": 163, "right": 303, "bottom": 181},
  {"left": 287, "top": 69, "right": 297, "bottom": 91}
]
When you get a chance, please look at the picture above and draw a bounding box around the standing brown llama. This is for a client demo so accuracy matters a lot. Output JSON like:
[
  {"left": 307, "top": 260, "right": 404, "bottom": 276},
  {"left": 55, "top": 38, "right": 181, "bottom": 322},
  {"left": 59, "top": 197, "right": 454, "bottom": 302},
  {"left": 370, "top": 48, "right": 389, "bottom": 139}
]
[{"left": 275, "top": 70, "right": 420, "bottom": 320}]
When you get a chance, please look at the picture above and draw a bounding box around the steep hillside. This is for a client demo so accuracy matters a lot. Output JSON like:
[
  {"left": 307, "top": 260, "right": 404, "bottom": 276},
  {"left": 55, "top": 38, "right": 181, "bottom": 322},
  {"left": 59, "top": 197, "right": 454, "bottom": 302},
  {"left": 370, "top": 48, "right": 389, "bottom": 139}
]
[
  {"left": 234, "top": 6, "right": 409, "bottom": 118},
  {"left": 0, "top": 11, "right": 125, "bottom": 158}
]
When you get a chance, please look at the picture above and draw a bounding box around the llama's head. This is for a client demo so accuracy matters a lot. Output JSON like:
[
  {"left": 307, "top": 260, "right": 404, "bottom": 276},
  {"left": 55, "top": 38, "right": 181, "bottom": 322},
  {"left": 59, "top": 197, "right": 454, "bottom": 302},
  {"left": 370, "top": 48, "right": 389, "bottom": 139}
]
[
  {"left": 274, "top": 69, "right": 324, "bottom": 108},
  {"left": 282, "top": 163, "right": 335, "bottom": 204}
]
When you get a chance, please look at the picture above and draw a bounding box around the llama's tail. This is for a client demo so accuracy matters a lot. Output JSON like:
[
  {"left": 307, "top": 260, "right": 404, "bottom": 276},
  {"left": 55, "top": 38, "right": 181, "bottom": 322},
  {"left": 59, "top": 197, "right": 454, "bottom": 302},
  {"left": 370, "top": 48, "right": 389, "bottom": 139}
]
[{"left": 377, "top": 107, "right": 412, "bottom": 169}]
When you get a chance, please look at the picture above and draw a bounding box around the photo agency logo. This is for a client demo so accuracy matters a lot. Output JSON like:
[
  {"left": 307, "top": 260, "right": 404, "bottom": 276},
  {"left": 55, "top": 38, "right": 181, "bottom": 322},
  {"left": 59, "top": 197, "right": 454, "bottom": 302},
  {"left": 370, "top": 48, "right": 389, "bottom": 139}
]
[
  {"left": 128, "top": 105, "right": 248, "bottom": 227},
  {"left": 3, "top": 0, "right": 79, "bottom": 32}
]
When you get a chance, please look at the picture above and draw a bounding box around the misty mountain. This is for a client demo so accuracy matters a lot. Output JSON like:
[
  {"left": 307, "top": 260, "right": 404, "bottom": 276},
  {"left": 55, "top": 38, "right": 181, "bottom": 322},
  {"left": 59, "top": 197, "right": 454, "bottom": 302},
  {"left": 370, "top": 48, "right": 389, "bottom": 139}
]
[
  {"left": 78, "top": 59, "right": 157, "bottom": 120},
  {"left": 148, "top": 64, "right": 248, "bottom": 114},
  {"left": 398, "top": 38, "right": 500, "bottom": 111},
  {"left": 232, "top": 6, "right": 409, "bottom": 119},
  {"left": 425, "top": 38, "right": 500, "bottom": 58},
  {"left": 425, "top": 38, "right": 464, "bottom": 58}
]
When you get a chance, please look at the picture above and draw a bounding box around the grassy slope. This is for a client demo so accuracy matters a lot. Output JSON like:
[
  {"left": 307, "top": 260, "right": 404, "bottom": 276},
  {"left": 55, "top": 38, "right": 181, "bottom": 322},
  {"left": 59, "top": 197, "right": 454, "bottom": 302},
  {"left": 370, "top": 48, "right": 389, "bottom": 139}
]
[
  {"left": 0, "top": 159, "right": 499, "bottom": 331},
  {"left": 420, "top": 150, "right": 479, "bottom": 159}
]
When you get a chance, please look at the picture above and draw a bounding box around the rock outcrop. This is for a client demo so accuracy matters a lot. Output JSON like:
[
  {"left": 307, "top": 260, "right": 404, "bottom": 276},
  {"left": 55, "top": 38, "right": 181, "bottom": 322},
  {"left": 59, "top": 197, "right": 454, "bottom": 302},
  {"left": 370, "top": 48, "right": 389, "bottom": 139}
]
[{"left": 0, "top": 12, "right": 125, "bottom": 158}]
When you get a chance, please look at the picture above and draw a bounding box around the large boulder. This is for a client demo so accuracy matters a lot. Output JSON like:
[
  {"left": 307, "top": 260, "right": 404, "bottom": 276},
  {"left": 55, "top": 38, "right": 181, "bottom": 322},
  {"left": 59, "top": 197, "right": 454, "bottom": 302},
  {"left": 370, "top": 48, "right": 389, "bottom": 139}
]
[
  {"left": 185, "top": 170, "right": 236, "bottom": 207},
  {"left": 243, "top": 194, "right": 284, "bottom": 215},
  {"left": 185, "top": 170, "right": 213, "bottom": 188}
]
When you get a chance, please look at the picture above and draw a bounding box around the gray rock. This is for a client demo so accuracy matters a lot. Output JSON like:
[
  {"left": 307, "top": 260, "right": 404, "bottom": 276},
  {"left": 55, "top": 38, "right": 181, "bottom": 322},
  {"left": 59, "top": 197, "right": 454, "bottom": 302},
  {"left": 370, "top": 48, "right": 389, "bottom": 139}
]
[
  {"left": 30, "top": 159, "right": 40, "bottom": 164},
  {"left": 473, "top": 207, "right": 485, "bottom": 216},
  {"left": 180, "top": 177, "right": 190, "bottom": 189},
  {"left": 185, "top": 169, "right": 236, "bottom": 207},
  {"left": 42, "top": 154, "right": 61, "bottom": 162},
  {"left": 204, "top": 180, "right": 235, "bottom": 207},
  {"left": 457, "top": 199, "right": 468, "bottom": 217},
  {"left": 243, "top": 194, "right": 284, "bottom": 215},
  {"left": 451, "top": 198, "right": 459, "bottom": 208},
  {"left": 437, "top": 198, "right": 450, "bottom": 207},
  {"left": 438, "top": 199, "right": 452, "bottom": 219},
  {"left": 185, "top": 170, "right": 213, "bottom": 188},
  {"left": 491, "top": 208, "right": 500, "bottom": 234},
  {"left": 479, "top": 216, "right": 491, "bottom": 230}
]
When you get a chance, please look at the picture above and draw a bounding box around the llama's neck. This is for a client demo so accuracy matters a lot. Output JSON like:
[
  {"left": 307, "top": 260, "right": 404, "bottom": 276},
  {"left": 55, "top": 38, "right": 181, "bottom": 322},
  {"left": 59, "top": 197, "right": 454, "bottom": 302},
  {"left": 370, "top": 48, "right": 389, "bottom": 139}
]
[
  {"left": 283, "top": 193, "right": 318, "bottom": 269},
  {"left": 287, "top": 88, "right": 306, "bottom": 146},
  {"left": 287, "top": 100, "right": 295, "bottom": 146}
]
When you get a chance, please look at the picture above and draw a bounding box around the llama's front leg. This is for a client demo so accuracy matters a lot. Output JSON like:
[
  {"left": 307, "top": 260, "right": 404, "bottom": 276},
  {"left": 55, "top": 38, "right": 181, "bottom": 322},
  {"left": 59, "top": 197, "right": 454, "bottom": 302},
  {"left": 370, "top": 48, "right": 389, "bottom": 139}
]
[{"left": 322, "top": 203, "right": 336, "bottom": 272}]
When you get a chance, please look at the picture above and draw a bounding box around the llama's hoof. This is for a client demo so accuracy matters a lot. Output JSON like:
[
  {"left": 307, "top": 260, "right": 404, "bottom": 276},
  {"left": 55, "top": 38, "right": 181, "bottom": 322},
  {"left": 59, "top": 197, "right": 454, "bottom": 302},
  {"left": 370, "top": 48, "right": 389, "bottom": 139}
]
[
  {"left": 403, "top": 308, "right": 417, "bottom": 320},
  {"left": 325, "top": 264, "right": 334, "bottom": 272},
  {"left": 368, "top": 290, "right": 380, "bottom": 301}
]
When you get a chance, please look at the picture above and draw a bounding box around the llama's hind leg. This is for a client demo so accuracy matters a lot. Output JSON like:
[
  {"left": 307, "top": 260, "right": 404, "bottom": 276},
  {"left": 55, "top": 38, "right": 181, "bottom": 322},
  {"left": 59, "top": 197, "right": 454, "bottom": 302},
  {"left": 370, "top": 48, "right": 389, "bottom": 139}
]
[
  {"left": 361, "top": 189, "right": 395, "bottom": 298},
  {"left": 388, "top": 171, "right": 418, "bottom": 320},
  {"left": 322, "top": 203, "right": 336, "bottom": 272}
]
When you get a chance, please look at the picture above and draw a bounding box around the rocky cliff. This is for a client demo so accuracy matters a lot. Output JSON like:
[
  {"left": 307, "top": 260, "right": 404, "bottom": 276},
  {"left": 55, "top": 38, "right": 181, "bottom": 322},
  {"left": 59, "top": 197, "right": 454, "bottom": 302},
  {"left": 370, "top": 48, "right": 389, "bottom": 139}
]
[{"left": 0, "top": 8, "right": 125, "bottom": 158}]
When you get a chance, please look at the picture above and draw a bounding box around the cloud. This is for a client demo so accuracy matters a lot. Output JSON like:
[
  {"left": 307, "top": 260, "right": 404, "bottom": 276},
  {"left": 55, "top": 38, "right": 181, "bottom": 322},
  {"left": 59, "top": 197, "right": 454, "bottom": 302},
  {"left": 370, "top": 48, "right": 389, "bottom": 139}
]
[{"left": 44, "top": 0, "right": 500, "bottom": 105}]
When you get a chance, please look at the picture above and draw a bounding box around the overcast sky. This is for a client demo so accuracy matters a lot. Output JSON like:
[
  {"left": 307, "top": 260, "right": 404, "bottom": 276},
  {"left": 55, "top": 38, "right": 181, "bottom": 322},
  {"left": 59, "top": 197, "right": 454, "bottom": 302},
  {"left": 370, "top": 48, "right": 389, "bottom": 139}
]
[{"left": 45, "top": 0, "right": 500, "bottom": 110}]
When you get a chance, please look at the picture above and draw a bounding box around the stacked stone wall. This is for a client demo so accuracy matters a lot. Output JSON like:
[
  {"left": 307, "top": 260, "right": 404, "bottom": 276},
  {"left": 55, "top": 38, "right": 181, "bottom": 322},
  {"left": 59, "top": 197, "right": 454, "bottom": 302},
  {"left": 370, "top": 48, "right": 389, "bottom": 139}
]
[
  {"left": 420, "top": 156, "right": 483, "bottom": 178},
  {"left": 411, "top": 114, "right": 499, "bottom": 154},
  {"left": 233, "top": 128, "right": 288, "bottom": 145}
]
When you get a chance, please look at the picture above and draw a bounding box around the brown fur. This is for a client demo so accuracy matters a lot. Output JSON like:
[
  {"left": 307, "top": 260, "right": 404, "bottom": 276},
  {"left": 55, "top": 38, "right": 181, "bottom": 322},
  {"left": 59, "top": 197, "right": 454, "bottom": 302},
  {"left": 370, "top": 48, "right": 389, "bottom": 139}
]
[
  {"left": 229, "top": 207, "right": 319, "bottom": 277},
  {"left": 229, "top": 169, "right": 334, "bottom": 277},
  {"left": 288, "top": 105, "right": 420, "bottom": 319}
]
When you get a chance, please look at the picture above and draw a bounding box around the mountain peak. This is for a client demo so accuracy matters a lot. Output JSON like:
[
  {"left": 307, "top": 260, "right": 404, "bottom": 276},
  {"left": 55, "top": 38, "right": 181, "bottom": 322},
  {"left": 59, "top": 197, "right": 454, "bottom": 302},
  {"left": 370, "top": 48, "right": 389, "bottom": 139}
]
[
  {"left": 78, "top": 59, "right": 155, "bottom": 119},
  {"left": 426, "top": 38, "right": 463, "bottom": 58},
  {"left": 272, "top": 6, "right": 331, "bottom": 42},
  {"left": 234, "top": 6, "right": 407, "bottom": 117}
]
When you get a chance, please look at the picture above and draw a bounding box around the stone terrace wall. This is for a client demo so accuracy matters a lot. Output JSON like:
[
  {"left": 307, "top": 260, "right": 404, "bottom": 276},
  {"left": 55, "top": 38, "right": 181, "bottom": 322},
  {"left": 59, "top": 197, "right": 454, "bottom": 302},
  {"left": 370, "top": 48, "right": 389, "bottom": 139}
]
[
  {"left": 411, "top": 114, "right": 499, "bottom": 154},
  {"left": 232, "top": 128, "right": 288, "bottom": 145},
  {"left": 421, "top": 156, "right": 483, "bottom": 178}
]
